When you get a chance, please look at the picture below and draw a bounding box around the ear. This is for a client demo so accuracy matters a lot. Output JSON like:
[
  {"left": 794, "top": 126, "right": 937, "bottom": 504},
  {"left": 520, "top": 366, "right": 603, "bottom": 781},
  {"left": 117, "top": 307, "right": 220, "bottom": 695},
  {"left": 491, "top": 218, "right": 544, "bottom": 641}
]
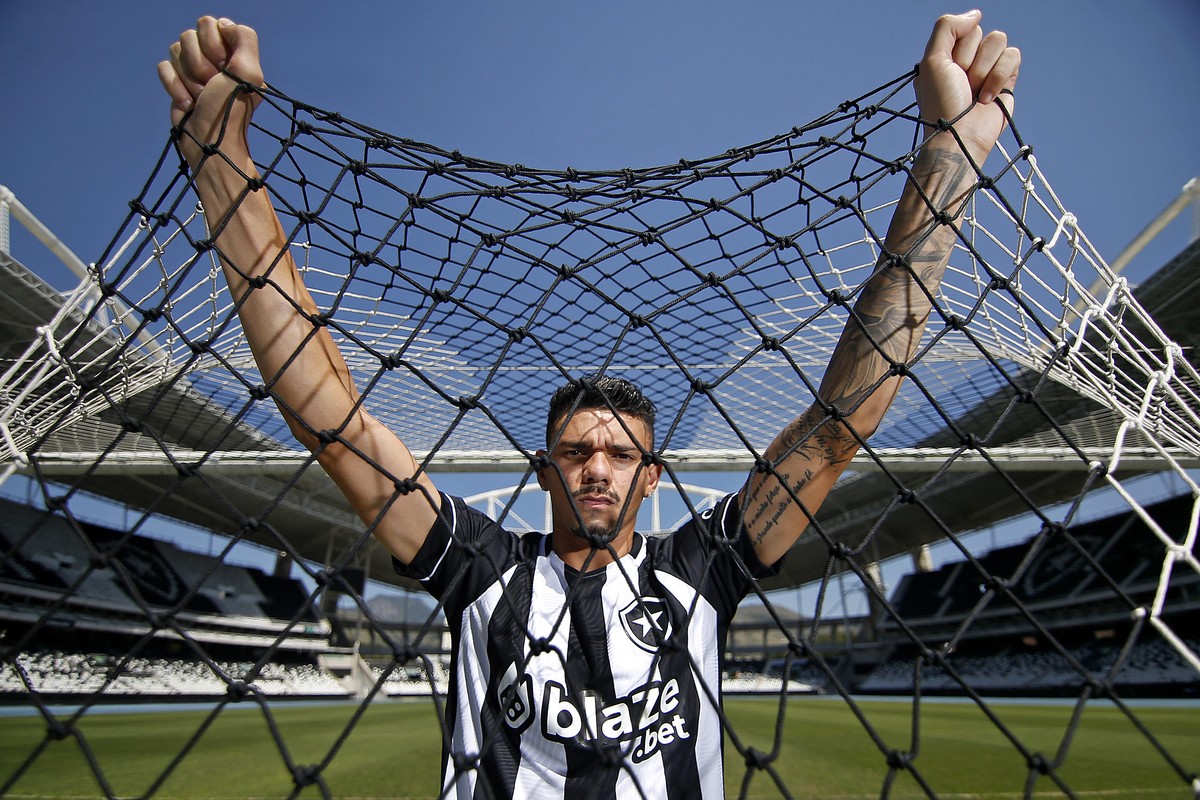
[{"left": 643, "top": 461, "right": 663, "bottom": 497}]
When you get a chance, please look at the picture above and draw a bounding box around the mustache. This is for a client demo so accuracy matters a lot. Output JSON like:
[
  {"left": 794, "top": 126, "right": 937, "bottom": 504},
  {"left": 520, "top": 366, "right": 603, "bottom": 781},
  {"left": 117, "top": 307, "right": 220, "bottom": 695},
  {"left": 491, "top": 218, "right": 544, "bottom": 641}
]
[{"left": 572, "top": 486, "right": 619, "bottom": 502}]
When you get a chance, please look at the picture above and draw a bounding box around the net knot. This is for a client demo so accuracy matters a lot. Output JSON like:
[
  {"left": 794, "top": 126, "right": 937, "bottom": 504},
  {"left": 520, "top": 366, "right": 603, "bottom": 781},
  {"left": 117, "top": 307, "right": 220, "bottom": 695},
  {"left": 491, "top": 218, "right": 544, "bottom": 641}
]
[
  {"left": 989, "top": 276, "right": 1011, "bottom": 291},
  {"left": 691, "top": 379, "right": 711, "bottom": 395},
  {"left": 531, "top": 454, "right": 552, "bottom": 471},
  {"left": 246, "top": 273, "right": 269, "bottom": 290},
  {"left": 886, "top": 749, "right": 911, "bottom": 770},
  {"left": 394, "top": 643, "right": 421, "bottom": 663},
  {"left": 316, "top": 429, "right": 338, "bottom": 445},
  {"left": 46, "top": 719, "right": 72, "bottom": 742},
  {"left": 123, "top": 418, "right": 144, "bottom": 434},
  {"left": 296, "top": 209, "right": 319, "bottom": 224},
  {"left": 1027, "top": 753, "right": 1051, "bottom": 775},
  {"left": 830, "top": 542, "right": 853, "bottom": 560},
  {"left": 529, "top": 637, "right": 553, "bottom": 656},
  {"left": 640, "top": 452, "right": 662, "bottom": 468},
  {"left": 349, "top": 160, "right": 367, "bottom": 176},
  {"left": 452, "top": 752, "right": 479, "bottom": 775},
  {"left": 890, "top": 361, "right": 909, "bottom": 377},
  {"left": 479, "top": 232, "right": 499, "bottom": 248},
  {"left": 896, "top": 488, "right": 916, "bottom": 504},
  {"left": 431, "top": 288, "right": 452, "bottom": 304},
  {"left": 456, "top": 394, "right": 481, "bottom": 410},
  {"left": 761, "top": 336, "right": 781, "bottom": 352},
  {"left": 394, "top": 477, "right": 419, "bottom": 496},
  {"left": 627, "top": 313, "right": 647, "bottom": 329},
  {"left": 825, "top": 288, "right": 846, "bottom": 305},
  {"left": 291, "top": 764, "right": 321, "bottom": 788},
  {"left": 947, "top": 314, "right": 966, "bottom": 331},
  {"left": 249, "top": 384, "right": 270, "bottom": 401},
  {"left": 226, "top": 680, "right": 252, "bottom": 701},
  {"left": 743, "top": 747, "right": 772, "bottom": 770},
  {"left": 507, "top": 327, "right": 527, "bottom": 343}
]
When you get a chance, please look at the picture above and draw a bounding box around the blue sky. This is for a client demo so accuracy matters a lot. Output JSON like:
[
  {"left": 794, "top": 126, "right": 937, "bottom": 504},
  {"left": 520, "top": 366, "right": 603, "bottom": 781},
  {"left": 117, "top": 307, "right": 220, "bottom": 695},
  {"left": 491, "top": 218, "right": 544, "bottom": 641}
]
[
  {"left": 2, "top": 1, "right": 1199, "bottom": 606},
  {"left": 2, "top": 1, "right": 1197, "bottom": 289}
]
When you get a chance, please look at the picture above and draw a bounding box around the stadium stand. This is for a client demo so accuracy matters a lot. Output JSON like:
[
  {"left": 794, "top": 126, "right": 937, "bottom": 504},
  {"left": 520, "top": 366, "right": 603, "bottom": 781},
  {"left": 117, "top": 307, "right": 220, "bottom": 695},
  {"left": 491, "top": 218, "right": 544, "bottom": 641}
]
[
  {"left": 0, "top": 495, "right": 348, "bottom": 701},
  {"left": 859, "top": 493, "right": 1200, "bottom": 697}
]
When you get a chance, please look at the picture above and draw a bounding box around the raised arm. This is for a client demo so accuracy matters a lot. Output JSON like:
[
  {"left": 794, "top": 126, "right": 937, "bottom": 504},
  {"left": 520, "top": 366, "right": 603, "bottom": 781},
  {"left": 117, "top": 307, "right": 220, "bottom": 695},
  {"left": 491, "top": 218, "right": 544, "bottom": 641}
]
[
  {"left": 742, "top": 10, "right": 1020, "bottom": 567},
  {"left": 158, "top": 17, "right": 438, "bottom": 564}
]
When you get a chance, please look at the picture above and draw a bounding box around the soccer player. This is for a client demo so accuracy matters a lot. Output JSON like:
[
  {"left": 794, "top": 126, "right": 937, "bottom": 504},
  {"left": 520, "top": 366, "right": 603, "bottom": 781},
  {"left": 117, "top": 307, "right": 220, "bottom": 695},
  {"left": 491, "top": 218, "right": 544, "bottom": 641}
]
[{"left": 159, "top": 12, "right": 1018, "bottom": 797}]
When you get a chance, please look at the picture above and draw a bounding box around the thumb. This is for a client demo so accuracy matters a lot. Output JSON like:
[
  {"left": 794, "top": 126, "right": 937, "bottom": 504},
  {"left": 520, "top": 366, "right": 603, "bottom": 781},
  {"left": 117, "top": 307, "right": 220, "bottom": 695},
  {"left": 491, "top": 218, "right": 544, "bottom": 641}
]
[{"left": 217, "top": 18, "right": 264, "bottom": 85}]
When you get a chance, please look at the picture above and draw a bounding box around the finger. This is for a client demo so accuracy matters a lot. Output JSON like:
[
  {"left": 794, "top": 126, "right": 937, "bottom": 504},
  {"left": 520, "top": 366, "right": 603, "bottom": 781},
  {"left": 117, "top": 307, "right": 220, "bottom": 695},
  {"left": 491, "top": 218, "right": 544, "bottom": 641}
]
[
  {"left": 922, "top": 9, "right": 983, "bottom": 63},
  {"left": 169, "top": 41, "right": 204, "bottom": 99},
  {"left": 196, "top": 15, "right": 229, "bottom": 71},
  {"left": 218, "top": 19, "right": 264, "bottom": 85},
  {"left": 950, "top": 24, "right": 982, "bottom": 73},
  {"left": 157, "top": 59, "right": 193, "bottom": 115},
  {"left": 980, "top": 46, "right": 1021, "bottom": 106},
  {"left": 178, "top": 27, "right": 219, "bottom": 86},
  {"left": 967, "top": 30, "right": 1008, "bottom": 100}
]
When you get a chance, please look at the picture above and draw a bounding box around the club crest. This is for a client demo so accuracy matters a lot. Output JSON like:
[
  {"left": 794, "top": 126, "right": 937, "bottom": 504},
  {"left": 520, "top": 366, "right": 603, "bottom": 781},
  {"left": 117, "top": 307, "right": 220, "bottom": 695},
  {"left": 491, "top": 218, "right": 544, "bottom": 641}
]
[{"left": 619, "top": 597, "right": 672, "bottom": 653}]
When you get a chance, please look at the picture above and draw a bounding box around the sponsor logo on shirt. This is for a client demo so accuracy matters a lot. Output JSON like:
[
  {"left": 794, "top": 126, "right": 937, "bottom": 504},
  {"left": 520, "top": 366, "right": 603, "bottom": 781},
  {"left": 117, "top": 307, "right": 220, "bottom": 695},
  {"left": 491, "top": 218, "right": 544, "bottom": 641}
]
[
  {"left": 497, "top": 662, "right": 535, "bottom": 734},
  {"left": 539, "top": 677, "right": 691, "bottom": 762}
]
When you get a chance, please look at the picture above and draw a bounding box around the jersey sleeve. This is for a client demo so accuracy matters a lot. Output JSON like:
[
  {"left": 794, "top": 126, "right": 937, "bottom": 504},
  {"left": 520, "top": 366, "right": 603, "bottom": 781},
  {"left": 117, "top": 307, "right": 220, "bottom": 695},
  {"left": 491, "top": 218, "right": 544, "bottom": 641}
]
[
  {"left": 654, "top": 492, "right": 780, "bottom": 620},
  {"left": 392, "top": 493, "right": 519, "bottom": 613}
]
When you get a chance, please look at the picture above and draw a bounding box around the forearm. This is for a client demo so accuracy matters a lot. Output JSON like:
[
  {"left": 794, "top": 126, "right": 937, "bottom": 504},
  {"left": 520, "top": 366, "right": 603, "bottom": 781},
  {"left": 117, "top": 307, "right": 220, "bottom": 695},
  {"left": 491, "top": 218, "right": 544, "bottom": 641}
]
[
  {"left": 817, "top": 138, "right": 977, "bottom": 432},
  {"left": 194, "top": 155, "right": 361, "bottom": 451}
]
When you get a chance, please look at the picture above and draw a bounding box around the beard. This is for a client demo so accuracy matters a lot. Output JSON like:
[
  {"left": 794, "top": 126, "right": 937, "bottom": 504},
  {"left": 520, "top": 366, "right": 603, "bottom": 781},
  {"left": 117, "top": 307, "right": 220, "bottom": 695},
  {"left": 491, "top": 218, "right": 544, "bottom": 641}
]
[
  {"left": 570, "top": 487, "right": 622, "bottom": 545},
  {"left": 572, "top": 520, "right": 619, "bottom": 545}
]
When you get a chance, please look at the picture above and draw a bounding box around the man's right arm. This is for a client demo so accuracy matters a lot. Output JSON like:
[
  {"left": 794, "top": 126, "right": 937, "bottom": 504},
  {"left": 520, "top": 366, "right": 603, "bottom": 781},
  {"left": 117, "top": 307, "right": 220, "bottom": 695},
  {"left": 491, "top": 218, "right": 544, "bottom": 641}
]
[{"left": 158, "top": 16, "right": 438, "bottom": 565}]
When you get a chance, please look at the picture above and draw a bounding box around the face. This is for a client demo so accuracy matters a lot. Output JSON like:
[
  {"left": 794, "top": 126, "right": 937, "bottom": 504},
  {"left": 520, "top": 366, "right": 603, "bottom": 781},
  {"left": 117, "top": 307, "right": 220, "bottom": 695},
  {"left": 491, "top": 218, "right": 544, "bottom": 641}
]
[{"left": 537, "top": 407, "right": 662, "bottom": 559}]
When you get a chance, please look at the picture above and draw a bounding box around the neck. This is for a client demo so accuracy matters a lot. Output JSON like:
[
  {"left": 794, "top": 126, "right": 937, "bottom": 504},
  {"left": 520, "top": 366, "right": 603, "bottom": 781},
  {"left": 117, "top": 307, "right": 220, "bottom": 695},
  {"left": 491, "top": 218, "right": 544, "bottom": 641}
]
[{"left": 551, "top": 527, "right": 636, "bottom": 572}]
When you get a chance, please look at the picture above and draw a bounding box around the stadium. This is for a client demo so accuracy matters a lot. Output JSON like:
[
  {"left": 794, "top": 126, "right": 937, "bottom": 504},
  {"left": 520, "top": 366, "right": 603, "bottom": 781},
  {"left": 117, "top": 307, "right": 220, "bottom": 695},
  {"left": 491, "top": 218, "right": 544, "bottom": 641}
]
[{"left": 2, "top": 7, "right": 1199, "bottom": 798}]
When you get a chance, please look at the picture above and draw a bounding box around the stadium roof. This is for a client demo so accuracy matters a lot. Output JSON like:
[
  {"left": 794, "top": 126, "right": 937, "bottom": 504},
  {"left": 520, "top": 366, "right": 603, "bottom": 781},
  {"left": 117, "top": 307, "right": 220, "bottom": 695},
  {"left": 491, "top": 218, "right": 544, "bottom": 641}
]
[{"left": 2, "top": 236, "right": 1199, "bottom": 593}]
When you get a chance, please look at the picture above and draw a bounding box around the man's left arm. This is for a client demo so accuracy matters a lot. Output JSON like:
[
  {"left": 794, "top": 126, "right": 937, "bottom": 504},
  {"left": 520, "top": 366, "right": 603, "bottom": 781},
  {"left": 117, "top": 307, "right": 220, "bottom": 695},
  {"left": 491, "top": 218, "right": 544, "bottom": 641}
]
[{"left": 742, "top": 10, "right": 1020, "bottom": 567}]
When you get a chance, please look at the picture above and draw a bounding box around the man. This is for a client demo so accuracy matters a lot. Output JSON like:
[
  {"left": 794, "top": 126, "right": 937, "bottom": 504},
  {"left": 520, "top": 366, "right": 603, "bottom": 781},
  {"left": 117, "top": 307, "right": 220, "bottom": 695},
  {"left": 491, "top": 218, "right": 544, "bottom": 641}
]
[{"left": 159, "top": 11, "right": 1018, "bottom": 797}]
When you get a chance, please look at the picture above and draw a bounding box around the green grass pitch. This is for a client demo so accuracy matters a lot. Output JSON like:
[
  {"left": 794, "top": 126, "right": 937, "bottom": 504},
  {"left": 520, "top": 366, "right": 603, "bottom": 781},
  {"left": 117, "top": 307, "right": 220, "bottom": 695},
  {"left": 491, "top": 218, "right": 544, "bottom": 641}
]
[{"left": 1, "top": 697, "right": 1195, "bottom": 798}]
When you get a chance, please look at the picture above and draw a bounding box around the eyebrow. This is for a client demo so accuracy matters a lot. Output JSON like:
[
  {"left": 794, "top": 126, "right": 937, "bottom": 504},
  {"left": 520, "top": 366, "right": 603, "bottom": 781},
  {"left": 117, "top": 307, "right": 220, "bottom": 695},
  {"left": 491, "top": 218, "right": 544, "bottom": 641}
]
[{"left": 555, "top": 440, "right": 639, "bottom": 454}]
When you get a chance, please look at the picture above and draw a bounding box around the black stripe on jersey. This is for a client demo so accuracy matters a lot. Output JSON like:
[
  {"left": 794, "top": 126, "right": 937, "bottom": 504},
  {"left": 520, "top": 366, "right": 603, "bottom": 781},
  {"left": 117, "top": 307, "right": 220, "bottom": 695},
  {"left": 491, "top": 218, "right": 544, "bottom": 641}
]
[{"left": 562, "top": 565, "right": 620, "bottom": 799}]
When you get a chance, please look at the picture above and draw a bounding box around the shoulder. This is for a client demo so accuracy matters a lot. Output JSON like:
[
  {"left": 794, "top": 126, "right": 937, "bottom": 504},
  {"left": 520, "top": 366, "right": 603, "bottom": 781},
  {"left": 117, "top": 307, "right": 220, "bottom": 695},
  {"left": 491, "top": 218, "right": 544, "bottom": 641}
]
[{"left": 394, "top": 493, "right": 534, "bottom": 591}]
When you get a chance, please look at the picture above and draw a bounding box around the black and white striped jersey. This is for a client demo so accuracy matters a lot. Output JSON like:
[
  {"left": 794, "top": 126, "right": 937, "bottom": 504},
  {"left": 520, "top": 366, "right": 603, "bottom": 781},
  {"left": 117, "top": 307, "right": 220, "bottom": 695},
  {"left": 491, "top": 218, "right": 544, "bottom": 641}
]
[{"left": 396, "top": 492, "right": 774, "bottom": 799}]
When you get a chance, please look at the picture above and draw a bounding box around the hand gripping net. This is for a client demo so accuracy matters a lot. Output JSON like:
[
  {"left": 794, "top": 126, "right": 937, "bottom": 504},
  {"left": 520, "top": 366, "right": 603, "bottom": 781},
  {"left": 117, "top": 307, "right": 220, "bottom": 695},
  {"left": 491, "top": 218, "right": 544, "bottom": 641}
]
[{"left": 1, "top": 68, "right": 1198, "bottom": 798}]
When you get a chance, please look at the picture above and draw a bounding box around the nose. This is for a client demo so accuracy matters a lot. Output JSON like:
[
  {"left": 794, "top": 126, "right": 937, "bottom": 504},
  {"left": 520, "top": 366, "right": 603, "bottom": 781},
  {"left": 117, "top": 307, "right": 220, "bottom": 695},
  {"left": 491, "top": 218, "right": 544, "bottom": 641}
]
[{"left": 582, "top": 451, "right": 610, "bottom": 484}]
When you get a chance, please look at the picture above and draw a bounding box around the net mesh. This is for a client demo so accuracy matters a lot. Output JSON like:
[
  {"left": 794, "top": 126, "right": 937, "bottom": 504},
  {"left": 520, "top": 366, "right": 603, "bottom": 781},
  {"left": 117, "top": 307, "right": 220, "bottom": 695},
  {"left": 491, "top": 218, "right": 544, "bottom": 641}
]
[{"left": 0, "top": 67, "right": 1198, "bottom": 798}]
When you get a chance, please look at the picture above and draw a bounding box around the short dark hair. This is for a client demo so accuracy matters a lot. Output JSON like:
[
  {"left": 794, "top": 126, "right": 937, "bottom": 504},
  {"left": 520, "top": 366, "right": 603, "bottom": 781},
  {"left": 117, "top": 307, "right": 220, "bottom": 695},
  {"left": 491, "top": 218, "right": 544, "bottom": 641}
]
[{"left": 546, "top": 374, "right": 657, "bottom": 448}]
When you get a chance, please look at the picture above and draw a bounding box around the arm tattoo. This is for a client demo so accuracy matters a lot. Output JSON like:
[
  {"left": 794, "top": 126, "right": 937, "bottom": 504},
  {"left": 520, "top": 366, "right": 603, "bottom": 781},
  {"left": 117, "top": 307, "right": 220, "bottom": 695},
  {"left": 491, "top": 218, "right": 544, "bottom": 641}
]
[{"left": 746, "top": 146, "right": 976, "bottom": 550}]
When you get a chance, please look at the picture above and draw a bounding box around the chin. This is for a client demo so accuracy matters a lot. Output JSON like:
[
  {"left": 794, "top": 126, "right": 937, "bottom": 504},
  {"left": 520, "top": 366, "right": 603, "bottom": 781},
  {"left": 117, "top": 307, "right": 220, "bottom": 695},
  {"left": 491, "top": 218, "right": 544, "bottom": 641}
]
[{"left": 574, "top": 522, "right": 619, "bottom": 546}]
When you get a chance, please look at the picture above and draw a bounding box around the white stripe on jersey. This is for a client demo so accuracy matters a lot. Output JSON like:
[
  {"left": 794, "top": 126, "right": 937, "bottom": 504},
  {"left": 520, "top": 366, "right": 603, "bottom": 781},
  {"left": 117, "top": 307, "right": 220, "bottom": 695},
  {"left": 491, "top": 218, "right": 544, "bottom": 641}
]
[
  {"left": 603, "top": 545, "right": 668, "bottom": 799},
  {"left": 514, "top": 540, "right": 570, "bottom": 796},
  {"left": 445, "top": 562, "right": 518, "bottom": 799},
  {"left": 655, "top": 569, "right": 724, "bottom": 799}
]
